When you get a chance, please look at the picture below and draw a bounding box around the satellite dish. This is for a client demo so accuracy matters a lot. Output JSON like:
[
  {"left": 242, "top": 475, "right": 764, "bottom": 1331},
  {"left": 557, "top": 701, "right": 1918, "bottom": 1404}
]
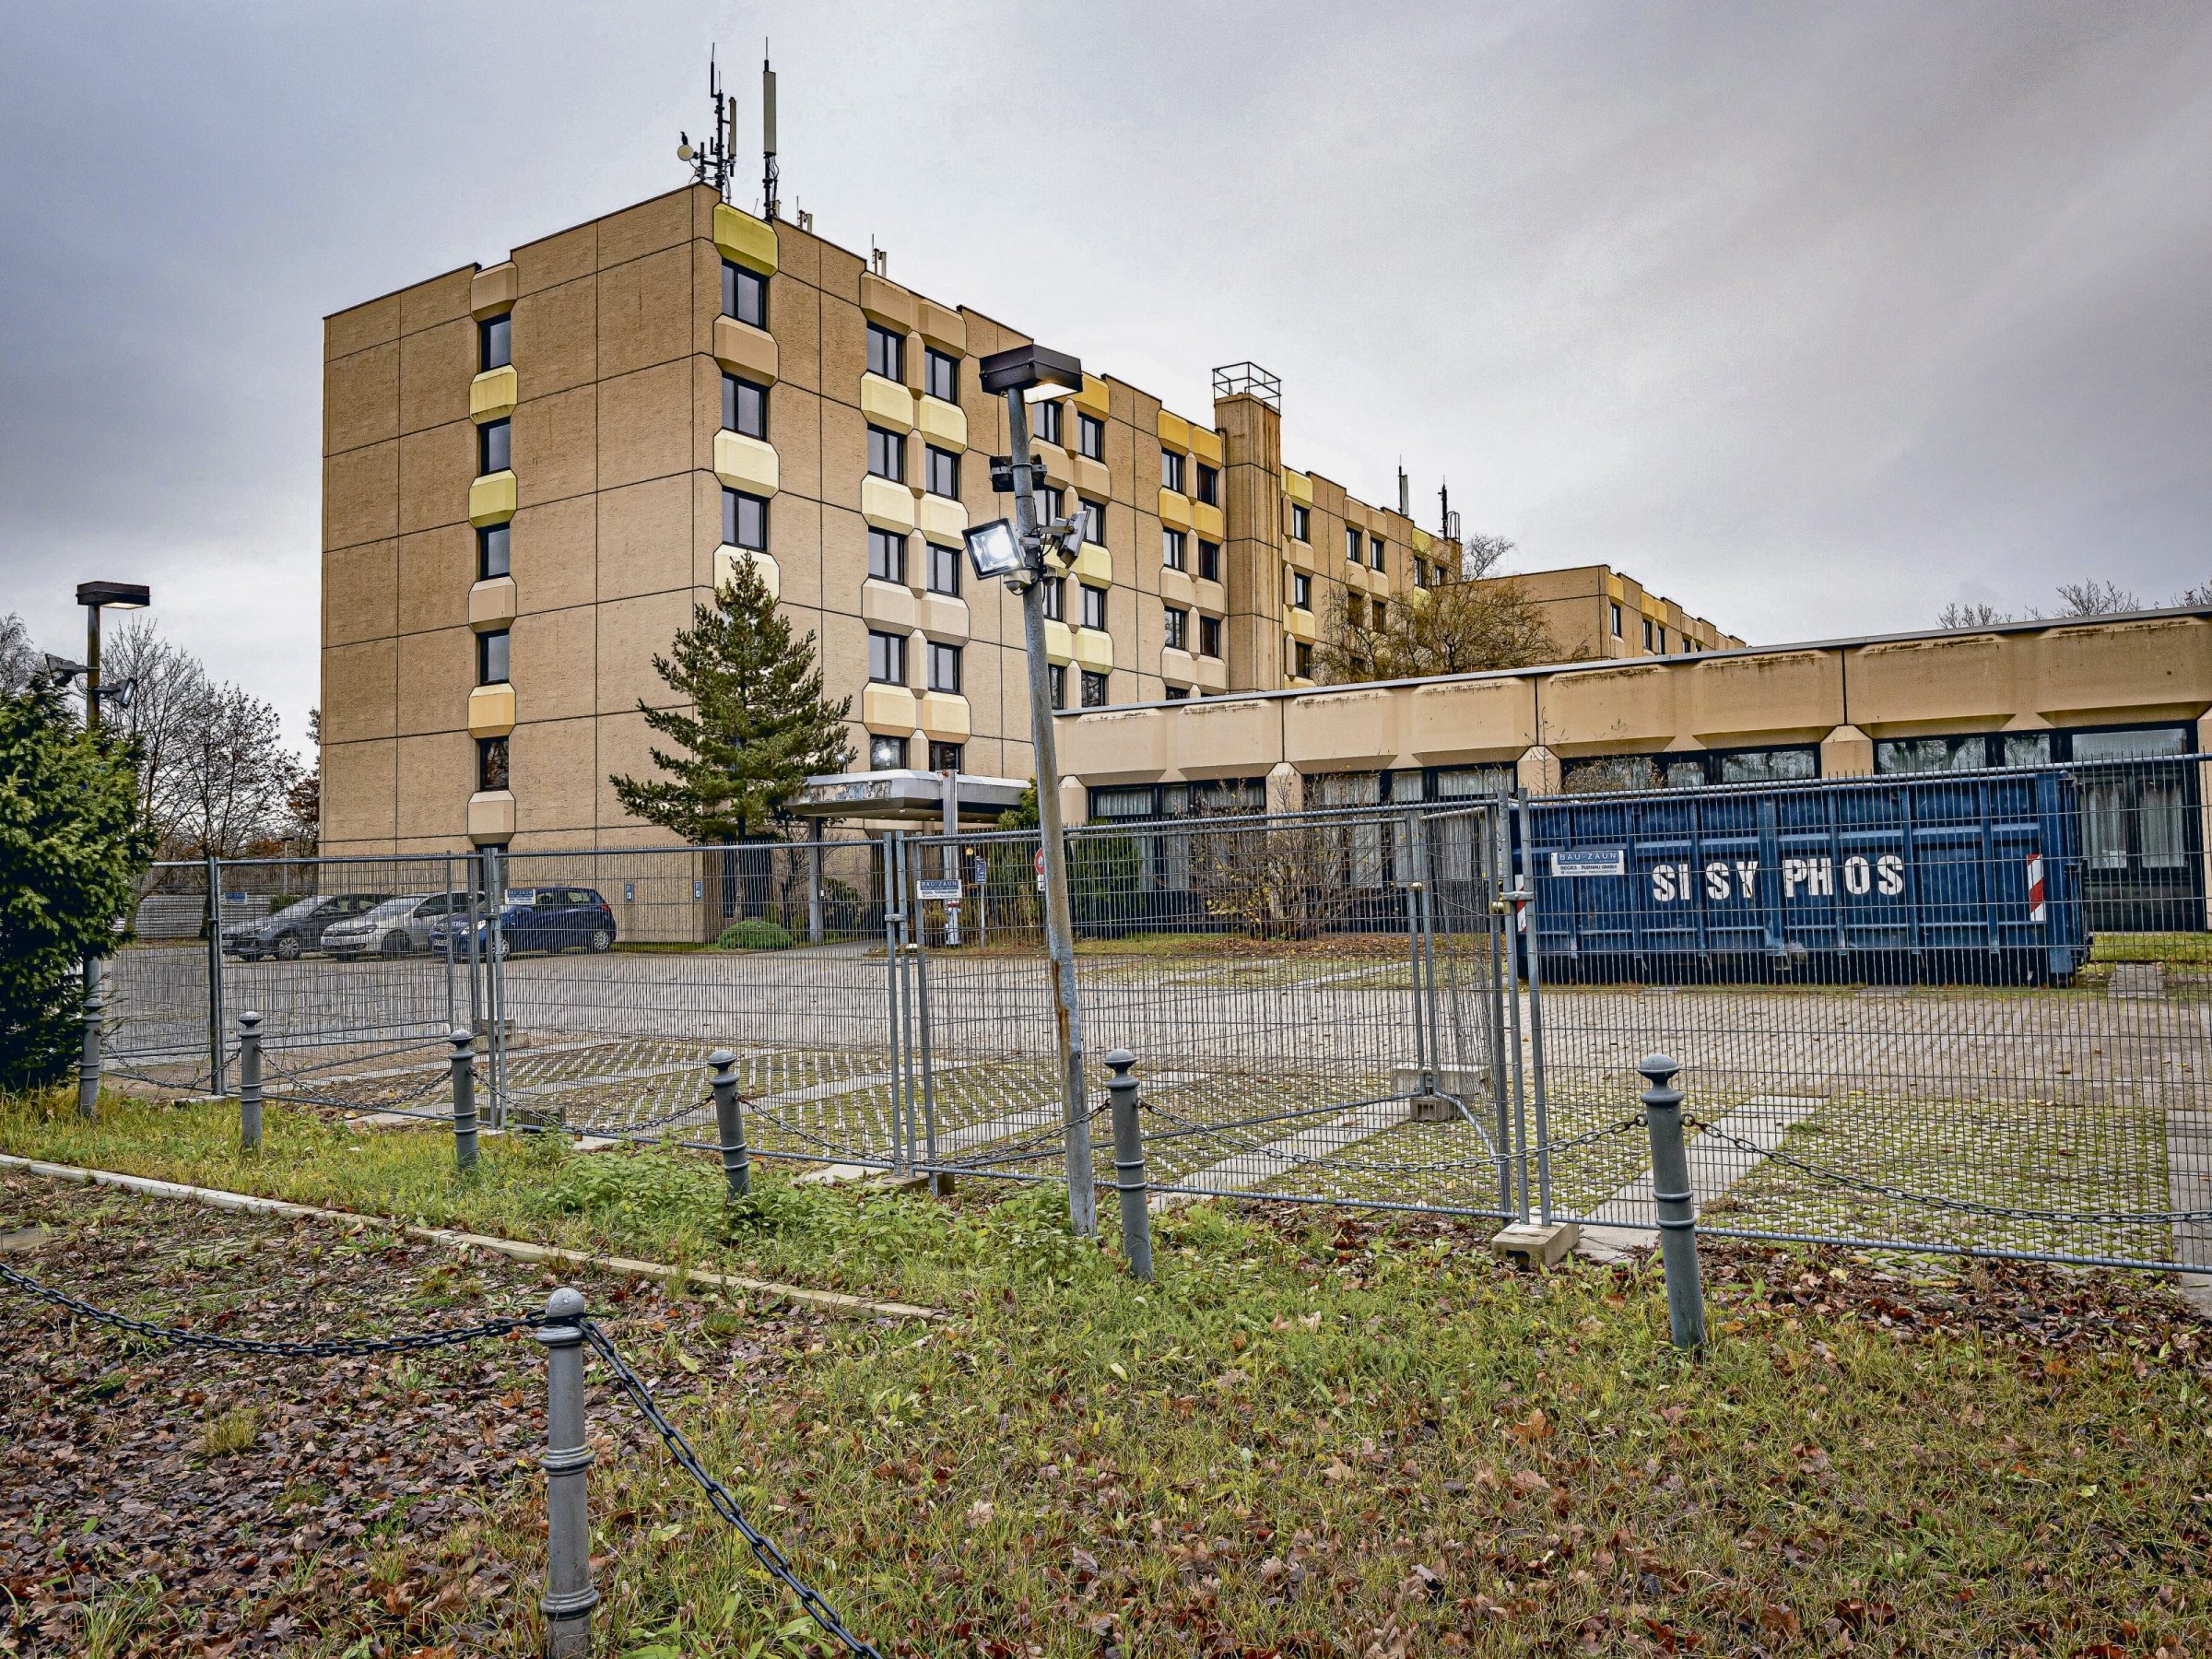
[{"left": 677, "top": 142, "right": 695, "bottom": 162}]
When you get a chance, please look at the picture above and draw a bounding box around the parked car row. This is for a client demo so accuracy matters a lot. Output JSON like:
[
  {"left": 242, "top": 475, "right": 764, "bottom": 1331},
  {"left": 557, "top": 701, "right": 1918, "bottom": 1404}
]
[{"left": 222, "top": 888, "right": 617, "bottom": 960}]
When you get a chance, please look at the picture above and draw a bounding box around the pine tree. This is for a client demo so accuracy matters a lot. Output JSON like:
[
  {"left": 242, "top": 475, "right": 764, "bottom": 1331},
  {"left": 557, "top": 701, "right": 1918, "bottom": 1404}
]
[{"left": 609, "top": 556, "right": 853, "bottom": 843}]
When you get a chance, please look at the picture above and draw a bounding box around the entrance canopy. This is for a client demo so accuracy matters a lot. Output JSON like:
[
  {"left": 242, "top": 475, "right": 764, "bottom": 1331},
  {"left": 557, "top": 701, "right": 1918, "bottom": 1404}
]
[{"left": 787, "top": 768, "right": 1029, "bottom": 824}]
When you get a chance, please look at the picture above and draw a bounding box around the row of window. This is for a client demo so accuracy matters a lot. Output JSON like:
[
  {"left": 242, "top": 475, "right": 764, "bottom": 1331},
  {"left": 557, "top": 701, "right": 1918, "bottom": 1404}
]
[
  {"left": 867, "top": 735, "right": 970, "bottom": 772},
  {"left": 1159, "top": 529, "right": 1221, "bottom": 580},
  {"left": 1156, "top": 448, "right": 1219, "bottom": 503},
  {"left": 1342, "top": 526, "right": 1387, "bottom": 571},
  {"left": 865, "top": 426, "right": 961, "bottom": 495},
  {"left": 1607, "top": 601, "right": 1692, "bottom": 655}
]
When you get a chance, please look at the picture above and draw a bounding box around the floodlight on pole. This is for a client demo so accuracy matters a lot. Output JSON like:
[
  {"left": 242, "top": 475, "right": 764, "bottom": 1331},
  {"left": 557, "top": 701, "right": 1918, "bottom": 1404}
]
[{"left": 978, "top": 341, "right": 1099, "bottom": 1237}]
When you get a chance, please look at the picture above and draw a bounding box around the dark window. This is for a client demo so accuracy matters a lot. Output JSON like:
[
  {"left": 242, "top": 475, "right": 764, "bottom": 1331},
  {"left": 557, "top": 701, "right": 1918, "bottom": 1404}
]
[
  {"left": 1038, "top": 485, "right": 1065, "bottom": 525},
  {"left": 1165, "top": 685, "right": 1190, "bottom": 700},
  {"left": 477, "top": 418, "right": 510, "bottom": 475},
  {"left": 477, "top": 524, "right": 510, "bottom": 581},
  {"left": 477, "top": 629, "right": 509, "bottom": 685},
  {"left": 1346, "top": 593, "right": 1366, "bottom": 629},
  {"left": 722, "top": 261, "right": 767, "bottom": 327},
  {"left": 1291, "top": 572, "right": 1312, "bottom": 610},
  {"left": 869, "top": 733, "right": 908, "bottom": 771},
  {"left": 1642, "top": 618, "right": 1654, "bottom": 652},
  {"left": 1161, "top": 450, "right": 1185, "bottom": 492},
  {"left": 1373, "top": 599, "right": 1390, "bottom": 630},
  {"left": 1049, "top": 665, "right": 1067, "bottom": 710},
  {"left": 866, "top": 323, "right": 904, "bottom": 382},
  {"left": 867, "top": 528, "right": 908, "bottom": 583},
  {"left": 723, "top": 374, "right": 768, "bottom": 439},
  {"left": 1082, "top": 499, "right": 1106, "bottom": 546},
  {"left": 1610, "top": 602, "right": 1623, "bottom": 638},
  {"left": 867, "top": 630, "right": 907, "bottom": 685},
  {"left": 1080, "top": 670, "right": 1109, "bottom": 708},
  {"left": 1198, "top": 615, "right": 1222, "bottom": 657},
  {"left": 1042, "top": 576, "right": 1065, "bottom": 621},
  {"left": 1197, "top": 540, "right": 1220, "bottom": 582},
  {"left": 927, "top": 641, "right": 962, "bottom": 693},
  {"left": 1370, "top": 535, "right": 1384, "bottom": 571},
  {"left": 1164, "top": 606, "right": 1188, "bottom": 651},
  {"left": 1289, "top": 503, "right": 1310, "bottom": 542},
  {"left": 1655, "top": 626, "right": 1667, "bottom": 653},
  {"left": 926, "top": 541, "right": 961, "bottom": 595},
  {"left": 924, "top": 347, "right": 958, "bottom": 402},
  {"left": 927, "top": 740, "right": 964, "bottom": 772},
  {"left": 867, "top": 425, "right": 906, "bottom": 482},
  {"left": 1195, "top": 464, "right": 1218, "bottom": 506},
  {"left": 1346, "top": 526, "right": 1362, "bottom": 562},
  {"left": 1162, "top": 528, "right": 1187, "bottom": 571},
  {"left": 477, "top": 735, "right": 509, "bottom": 793},
  {"left": 1079, "top": 584, "right": 1108, "bottom": 631},
  {"left": 478, "top": 314, "right": 512, "bottom": 371},
  {"left": 723, "top": 488, "right": 768, "bottom": 550},
  {"left": 1414, "top": 559, "right": 1430, "bottom": 589},
  {"left": 1034, "top": 399, "right": 1064, "bottom": 445},
  {"left": 1077, "top": 412, "right": 1104, "bottom": 461},
  {"left": 924, "top": 446, "right": 959, "bottom": 499},
  {"left": 1292, "top": 641, "right": 1313, "bottom": 679}
]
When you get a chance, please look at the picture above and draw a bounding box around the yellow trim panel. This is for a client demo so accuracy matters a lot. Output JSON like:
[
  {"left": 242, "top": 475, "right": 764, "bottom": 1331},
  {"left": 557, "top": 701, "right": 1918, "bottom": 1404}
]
[
  {"left": 713, "top": 431, "right": 780, "bottom": 496},
  {"left": 468, "top": 366, "right": 517, "bottom": 424},
  {"left": 466, "top": 683, "right": 516, "bottom": 737},
  {"left": 467, "top": 471, "right": 516, "bottom": 527},
  {"left": 712, "top": 204, "right": 778, "bottom": 275}
]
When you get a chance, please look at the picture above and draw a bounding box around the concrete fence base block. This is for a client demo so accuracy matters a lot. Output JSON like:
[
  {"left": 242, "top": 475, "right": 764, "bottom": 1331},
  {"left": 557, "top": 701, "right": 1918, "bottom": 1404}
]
[
  {"left": 860, "top": 1172, "right": 931, "bottom": 1195},
  {"left": 1488, "top": 1219, "right": 1581, "bottom": 1268},
  {"left": 1391, "top": 1065, "right": 1487, "bottom": 1119},
  {"left": 795, "top": 1162, "right": 877, "bottom": 1187}
]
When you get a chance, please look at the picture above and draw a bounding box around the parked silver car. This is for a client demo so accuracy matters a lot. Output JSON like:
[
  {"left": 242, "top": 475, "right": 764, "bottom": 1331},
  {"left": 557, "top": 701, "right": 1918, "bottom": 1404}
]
[{"left": 322, "top": 892, "right": 476, "bottom": 959}]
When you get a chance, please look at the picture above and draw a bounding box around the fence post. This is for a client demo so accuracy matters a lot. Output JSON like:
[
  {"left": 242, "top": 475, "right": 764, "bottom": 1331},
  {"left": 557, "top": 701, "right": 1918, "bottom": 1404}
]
[
  {"left": 205, "top": 853, "right": 228, "bottom": 1098},
  {"left": 536, "top": 1287, "right": 598, "bottom": 1658},
  {"left": 806, "top": 832, "right": 825, "bottom": 946},
  {"left": 1104, "top": 1050, "right": 1153, "bottom": 1280},
  {"left": 1639, "top": 1053, "right": 1707, "bottom": 1352},
  {"left": 237, "top": 1012, "right": 263, "bottom": 1151},
  {"left": 450, "top": 1028, "right": 478, "bottom": 1172},
  {"left": 707, "top": 1048, "right": 749, "bottom": 1199},
  {"left": 76, "top": 962, "right": 102, "bottom": 1122}
]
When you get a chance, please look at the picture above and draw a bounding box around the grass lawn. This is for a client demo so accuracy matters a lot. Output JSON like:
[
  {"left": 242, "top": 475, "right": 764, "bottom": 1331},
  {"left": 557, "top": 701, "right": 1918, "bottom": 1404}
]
[
  {"left": 1, "top": 1088, "right": 2208, "bottom": 1656},
  {"left": 2091, "top": 932, "right": 2212, "bottom": 966}
]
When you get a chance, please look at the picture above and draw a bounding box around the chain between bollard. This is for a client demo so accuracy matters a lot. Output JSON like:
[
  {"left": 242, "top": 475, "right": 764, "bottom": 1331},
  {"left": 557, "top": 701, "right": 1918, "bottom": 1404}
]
[
  {"left": 580, "top": 1320, "right": 886, "bottom": 1657},
  {"left": 237, "top": 1011, "right": 264, "bottom": 1152},
  {"left": 1639, "top": 1053, "right": 1707, "bottom": 1352}
]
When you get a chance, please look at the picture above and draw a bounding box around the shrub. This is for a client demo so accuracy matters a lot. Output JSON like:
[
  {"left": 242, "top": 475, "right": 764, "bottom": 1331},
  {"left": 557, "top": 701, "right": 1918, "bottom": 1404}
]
[{"left": 717, "top": 918, "right": 794, "bottom": 951}]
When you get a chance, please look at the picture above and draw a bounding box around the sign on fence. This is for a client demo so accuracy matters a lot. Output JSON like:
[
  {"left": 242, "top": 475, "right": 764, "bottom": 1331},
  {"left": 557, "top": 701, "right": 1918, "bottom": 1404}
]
[
  {"left": 1550, "top": 846, "right": 1625, "bottom": 877},
  {"left": 916, "top": 878, "right": 961, "bottom": 905}
]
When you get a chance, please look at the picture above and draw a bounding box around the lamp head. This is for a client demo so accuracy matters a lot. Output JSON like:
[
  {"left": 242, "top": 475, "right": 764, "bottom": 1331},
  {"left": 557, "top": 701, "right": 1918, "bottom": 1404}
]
[
  {"left": 978, "top": 343, "right": 1083, "bottom": 397},
  {"left": 76, "top": 581, "right": 149, "bottom": 611},
  {"left": 962, "top": 518, "right": 1030, "bottom": 582}
]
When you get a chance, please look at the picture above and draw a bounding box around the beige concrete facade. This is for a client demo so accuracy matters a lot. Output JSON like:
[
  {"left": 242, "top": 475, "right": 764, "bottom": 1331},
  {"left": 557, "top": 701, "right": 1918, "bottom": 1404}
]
[
  {"left": 1057, "top": 609, "right": 2212, "bottom": 812},
  {"left": 325, "top": 184, "right": 1571, "bottom": 854},
  {"left": 1493, "top": 563, "right": 1742, "bottom": 661}
]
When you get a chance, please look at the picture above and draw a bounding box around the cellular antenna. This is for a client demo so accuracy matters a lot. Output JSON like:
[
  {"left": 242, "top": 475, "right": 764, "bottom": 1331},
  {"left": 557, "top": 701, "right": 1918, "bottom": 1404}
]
[
  {"left": 761, "top": 44, "right": 780, "bottom": 221},
  {"left": 677, "top": 49, "right": 738, "bottom": 201}
]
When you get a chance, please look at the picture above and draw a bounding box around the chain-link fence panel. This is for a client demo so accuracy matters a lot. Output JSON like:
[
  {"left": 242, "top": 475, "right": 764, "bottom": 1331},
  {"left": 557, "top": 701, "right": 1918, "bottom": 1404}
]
[{"left": 1517, "top": 757, "right": 2212, "bottom": 1271}]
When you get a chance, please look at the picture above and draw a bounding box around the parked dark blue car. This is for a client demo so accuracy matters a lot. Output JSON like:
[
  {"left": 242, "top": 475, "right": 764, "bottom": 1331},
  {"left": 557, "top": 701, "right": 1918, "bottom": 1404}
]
[{"left": 429, "top": 887, "right": 616, "bottom": 959}]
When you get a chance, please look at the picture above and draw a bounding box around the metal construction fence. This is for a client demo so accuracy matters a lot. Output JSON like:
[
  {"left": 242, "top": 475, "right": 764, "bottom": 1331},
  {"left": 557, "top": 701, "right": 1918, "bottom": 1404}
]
[{"left": 94, "top": 755, "right": 2212, "bottom": 1275}]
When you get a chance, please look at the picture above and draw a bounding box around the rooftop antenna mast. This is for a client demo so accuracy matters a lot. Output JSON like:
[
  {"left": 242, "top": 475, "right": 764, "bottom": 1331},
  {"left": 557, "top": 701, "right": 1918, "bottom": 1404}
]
[
  {"left": 761, "top": 45, "right": 780, "bottom": 221},
  {"left": 677, "top": 49, "right": 738, "bottom": 201}
]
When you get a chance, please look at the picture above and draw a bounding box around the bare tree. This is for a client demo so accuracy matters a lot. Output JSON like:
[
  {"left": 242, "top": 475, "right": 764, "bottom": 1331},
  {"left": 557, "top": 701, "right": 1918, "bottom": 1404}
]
[
  {"left": 2050, "top": 579, "right": 2142, "bottom": 618},
  {"left": 2172, "top": 578, "right": 2212, "bottom": 606},
  {"left": 1459, "top": 532, "right": 1517, "bottom": 582},
  {"left": 285, "top": 707, "right": 321, "bottom": 853},
  {"left": 1936, "top": 601, "right": 2011, "bottom": 629},
  {"left": 103, "top": 618, "right": 207, "bottom": 830},
  {"left": 1315, "top": 571, "right": 1564, "bottom": 684},
  {"left": 164, "top": 682, "right": 298, "bottom": 858},
  {"left": 0, "top": 613, "right": 41, "bottom": 694}
]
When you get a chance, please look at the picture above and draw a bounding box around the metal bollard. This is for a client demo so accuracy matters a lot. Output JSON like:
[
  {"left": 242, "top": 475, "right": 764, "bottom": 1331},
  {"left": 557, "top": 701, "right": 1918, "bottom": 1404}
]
[
  {"left": 76, "top": 964, "right": 102, "bottom": 1121},
  {"left": 449, "top": 1028, "right": 478, "bottom": 1172},
  {"left": 1639, "top": 1053, "right": 1707, "bottom": 1352},
  {"left": 536, "top": 1287, "right": 598, "bottom": 1657},
  {"left": 1103, "top": 1050, "right": 1153, "bottom": 1281},
  {"left": 708, "top": 1048, "right": 749, "bottom": 1200},
  {"left": 238, "top": 1012, "right": 264, "bottom": 1151}
]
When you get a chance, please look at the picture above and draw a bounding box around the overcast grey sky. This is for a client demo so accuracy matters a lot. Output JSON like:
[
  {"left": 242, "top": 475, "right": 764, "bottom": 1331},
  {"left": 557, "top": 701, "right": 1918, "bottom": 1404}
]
[{"left": 3, "top": 2, "right": 2207, "bottom": 747}]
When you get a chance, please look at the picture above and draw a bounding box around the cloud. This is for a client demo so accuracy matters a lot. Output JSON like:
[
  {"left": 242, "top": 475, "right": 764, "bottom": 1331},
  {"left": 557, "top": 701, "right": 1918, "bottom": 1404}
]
[{"left": 2, "top": 0, "right": 2206, "bottom": 743}]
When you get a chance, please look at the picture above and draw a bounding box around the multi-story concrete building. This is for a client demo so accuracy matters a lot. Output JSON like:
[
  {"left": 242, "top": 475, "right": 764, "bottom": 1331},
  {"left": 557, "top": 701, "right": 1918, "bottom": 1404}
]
[
  {"left": 1490, "top": 564, "right": 1740, "bottom": 662},
  {"left": 320, "top": 183, "right": 1516, "bottom": 855}
]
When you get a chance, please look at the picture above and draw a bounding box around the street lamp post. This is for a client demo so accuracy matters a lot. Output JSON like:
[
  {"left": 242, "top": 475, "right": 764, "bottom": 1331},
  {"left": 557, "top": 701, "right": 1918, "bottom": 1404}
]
[
  {"left": 70, "top": 581, "right": 150, "bottom": 1120},
  {"left": 965, "top": 343, "right": 1097, "bottom": 1237}
]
